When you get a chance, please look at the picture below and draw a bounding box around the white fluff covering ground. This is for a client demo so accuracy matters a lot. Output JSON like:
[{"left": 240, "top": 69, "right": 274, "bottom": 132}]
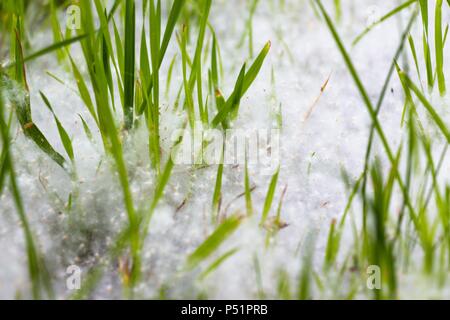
[{"left": 1, "top": 0, "right": 450, "bottom": 299}]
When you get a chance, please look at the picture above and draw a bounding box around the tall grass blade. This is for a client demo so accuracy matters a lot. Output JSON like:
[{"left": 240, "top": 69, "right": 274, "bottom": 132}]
[
  {"left": 435, "top": 0, "right": 446, "bottom": 95},
  {"left": 124, "top": 0, "right": 136, "bottom": 129},
  {"left": 40, "top": 91, "right": 74, "bottom": 162}
]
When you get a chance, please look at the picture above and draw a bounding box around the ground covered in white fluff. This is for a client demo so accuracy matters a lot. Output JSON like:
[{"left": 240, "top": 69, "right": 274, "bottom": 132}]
[{"left": 1, "top": 0, "right": 450, "bottom": 299}]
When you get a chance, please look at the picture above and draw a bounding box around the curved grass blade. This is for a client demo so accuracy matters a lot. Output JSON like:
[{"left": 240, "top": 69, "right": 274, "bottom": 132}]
[
  {"left": 211, "top": 63, "right": 246, "bottom": 128},
  {"left": 78, "top": 114, "right": 94, "bottom": 142},
  {"left": 209, "top": 41, "right": 271, "bottom": 128},
  {"left": 16, "top": 97, "right": 66, "bottom": 169},
  {"left": 352, "top": 0, "right": 416, "bottom": 46}
]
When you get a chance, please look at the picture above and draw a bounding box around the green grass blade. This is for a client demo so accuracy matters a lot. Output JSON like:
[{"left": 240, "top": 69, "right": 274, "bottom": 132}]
[
  {"left": 211, "top": 41, "right": 270, "bottom": 128},
  {"left": 5, "top": 34, "right": 87, "bottom": 69},
  {"left": 423, "top": 32, "right": 434, "bottom": 89},
  {"left": 179, "top": 26, "right": 196, "bottom": 129},
  {"left": 69, "top": 56, "right": 98, "bottom": 125},
  {"left": 212, "top": 163, "right": 224, "bottom": 218},
  {"left": 113, "top": 18, "right": 125, "bottom": 81},
  {"left": 160, "top": 0, "right": 185, "bottom": 64},
  {"left": 261, "top": 166, "right": 280, "bottom": 224},
  {"left": 419, "top": 0, "right": 428, "bottom": 32},
  {"left": 199, "top": 248, "right": 239, "bottom": 280},
  {"left": 141, "top": 143, "right": 179, "bottom": 242},
  {"left": 186, "top": 214, "right": 243, "bottom": 270},
  {"left": 49, "top": 0, "right": 66, "bottom": 62},
  {"left": 165, "top": 53, "right": 177, "bottom": 97},
  {"left": 211, "top": 34, "right": 219, "bottom": 90},
  {"left": 150, "top": 156, "right": 175, "bottom": 214},
  {"left": 435, "top": 0, "right": 446, "bottom": 95},
  {"left": 0, "top": 100, "right": 13, "bottom": 196},
  {"left": 7, "top": 67, "right": 67, "bottom": 170},
  {"left": 78, "top": 114, "right": 94, "bottom": 142},
  {"left": 352, "top": 0, "right": 416, "bottom": 46},
  {"left": 242, "top": 41, "right": 271, "bottom": 94},
  {"left": 399, "top": 70, "right": 450, "bottom": 142},
  {"left": 211, "top": 64, "right": 246, "bottom": 128},
  {"left": 124, "top": 0, "right": 136, "bottom": 129},
  {"left": 408, "top": 34, "right": 423, "bottom": 86}
]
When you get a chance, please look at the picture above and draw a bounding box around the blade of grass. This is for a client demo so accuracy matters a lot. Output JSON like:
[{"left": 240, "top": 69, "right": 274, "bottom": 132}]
[
  {"left": 211, "top": 41, "right": 270, "bottom": 128},
  {"left": 10, "top": 31, "right": 67, "bottom": 170},
  {"left": 419, "top": 0, "right": 434, "bottom": 89},
  {"left": 408, "top": 34, "right": 423, "bottom": 89},
  {"left": 69, "top": 55, "right": 98, "bottom": 125},
  {"left": 399, "top": 70, "right": 450, "bottom": 142},
  {"left": 211, "top": 64, "right": 246, "bottom": 128},
  {"left": 40, "top": 91, "right": 74, "bottom": 163},
  {"left": 123, "top": 0, "right": 136, "bottom": 129},
  {"left": 212, "top": 161, "right": 224, "bottom": 220},
  {"left": 186, "top": 214, "right": 243, "bottom": 270},
  {"left": 0, "top": 99, "right": 13, "bottom": 196},
  {"left": 187, "top": 0, "right": 211, "bottom": 124},
  {"left": 4, "top": 34, "right": 87, "bottom": 69},
  {"left": 78, "top": 114, "right": 94, "bottom": 142},
  {"left": 352, "top": 0, "right": 416, "bottom": 46},
  {"left": 435, "top": 0, "right": 446, "bottom": 96},
  {"left": 149, "top": 0, "right": 162, "bottom": 172},
  {"left": 141, "top": 131, "right": 184, "bottom": 244},
  {"left": 244, "top": 156, "right": 253, "bottom": 216},
  {"left": 199, "top": 247, "right": 239, "bottom": 280},
  {"left": 261, "top": 166, "right": 280, "bottom": 225},
  {"left": 49, "top": 0, "right": 67, "bottom": 63}
]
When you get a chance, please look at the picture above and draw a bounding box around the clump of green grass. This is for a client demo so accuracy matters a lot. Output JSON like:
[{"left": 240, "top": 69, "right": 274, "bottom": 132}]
[
  {"left": 318, "top": 0, "right": 450, "bottom": 299},
  {"left": 3, "top": 0, "right": 450, "bottom": 300}
]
